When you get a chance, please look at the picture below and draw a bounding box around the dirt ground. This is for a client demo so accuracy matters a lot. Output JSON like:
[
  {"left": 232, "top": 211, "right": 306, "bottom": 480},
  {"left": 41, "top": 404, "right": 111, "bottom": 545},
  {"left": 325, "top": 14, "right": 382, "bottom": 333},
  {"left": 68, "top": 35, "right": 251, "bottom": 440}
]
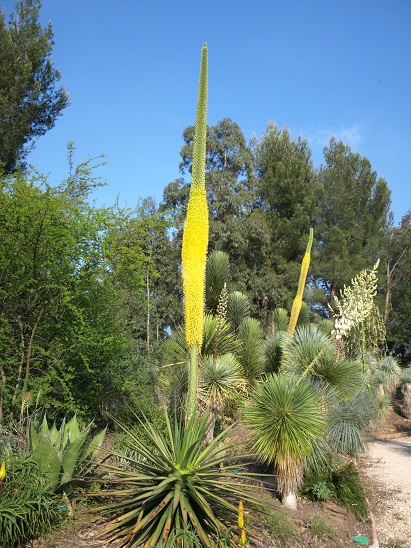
[
  {"left": 29, "top": 411, "right": 411, "bottom": 548},
  {"left": 362, "top": 411, "right": 411, "bottom": 547}
]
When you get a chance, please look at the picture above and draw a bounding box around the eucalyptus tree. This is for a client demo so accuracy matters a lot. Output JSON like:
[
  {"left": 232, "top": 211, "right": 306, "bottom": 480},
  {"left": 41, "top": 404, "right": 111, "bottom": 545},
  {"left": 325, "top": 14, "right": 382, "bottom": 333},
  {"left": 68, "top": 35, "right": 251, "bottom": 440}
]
[{"left": 160, "top": 119, "right": 277, "bottom": 321}]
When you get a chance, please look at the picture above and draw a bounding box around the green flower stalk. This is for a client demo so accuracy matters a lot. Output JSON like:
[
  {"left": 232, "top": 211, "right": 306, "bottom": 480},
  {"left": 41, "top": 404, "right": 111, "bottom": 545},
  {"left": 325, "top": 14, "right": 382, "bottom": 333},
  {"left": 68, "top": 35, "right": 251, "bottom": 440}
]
[
  {"left": 287, "top": 228, "right": 313, "bottom": 337},
  {"left": 182, "top": 43, "right": 209, "bottom": 418}
]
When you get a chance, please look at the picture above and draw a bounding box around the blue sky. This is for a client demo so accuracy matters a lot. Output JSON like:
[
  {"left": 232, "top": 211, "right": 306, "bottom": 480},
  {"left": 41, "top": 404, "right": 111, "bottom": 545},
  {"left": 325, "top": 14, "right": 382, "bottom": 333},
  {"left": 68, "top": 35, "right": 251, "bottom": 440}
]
[{"left": 2, "top": 0, "right": 410, "bottom": 224}]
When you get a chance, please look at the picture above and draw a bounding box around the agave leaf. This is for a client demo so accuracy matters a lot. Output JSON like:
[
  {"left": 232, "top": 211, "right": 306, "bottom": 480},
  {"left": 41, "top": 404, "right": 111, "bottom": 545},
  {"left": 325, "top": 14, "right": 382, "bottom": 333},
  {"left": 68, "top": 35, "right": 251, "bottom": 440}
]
[
  {"left": 28, "top": 420, "right": 39, "bottom": 451},
  {"left": 31, "top": 435, "right": 61, "bottom": 488},
  {"left": 40, "top": 414, "right": 50, "bottom": 437},
  {"left": 66, "top": 415, "right": 82, "bottom": 442},
  {"left": 133, "top": 490, "right": 174, "bottom": 534},
  {"left": 183, "top": 495, "right": 211, "bottom": 547},
  {"left": 49, "top": 423, "right": 60, "bottom": 447},
  {"left": 79, "top": 426, "right": 107, "bottom": 463},
  {"left": 147, "top": 503, "right": 173, "bottom": 547},
  {"left": 60, "top": 429, "right": 89, "bottom": 484}
]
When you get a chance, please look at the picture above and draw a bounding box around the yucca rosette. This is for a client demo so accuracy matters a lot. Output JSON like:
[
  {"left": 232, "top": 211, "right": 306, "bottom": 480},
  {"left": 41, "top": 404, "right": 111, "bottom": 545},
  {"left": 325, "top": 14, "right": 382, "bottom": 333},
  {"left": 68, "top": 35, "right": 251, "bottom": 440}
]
[{"left": 182, "top": 43, "right": 209, "bottom": 347}]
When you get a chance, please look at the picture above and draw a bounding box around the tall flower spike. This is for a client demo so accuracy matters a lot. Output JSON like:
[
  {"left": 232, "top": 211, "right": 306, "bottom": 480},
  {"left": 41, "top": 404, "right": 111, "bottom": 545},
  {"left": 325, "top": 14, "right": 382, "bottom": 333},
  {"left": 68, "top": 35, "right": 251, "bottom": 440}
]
[
  {"left": 287, "top": 228, "right": 313, "bottom": 337},
  {"left": 182, "top": 43, "right": 209, "bottom": 347}
]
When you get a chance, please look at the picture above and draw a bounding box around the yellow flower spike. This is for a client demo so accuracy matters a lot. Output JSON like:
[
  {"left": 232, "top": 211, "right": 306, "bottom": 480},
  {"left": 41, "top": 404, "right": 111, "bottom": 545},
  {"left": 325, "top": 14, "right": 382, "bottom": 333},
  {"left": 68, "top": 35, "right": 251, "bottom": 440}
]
[
  {"left": 0, "top": 460, "right": 6, "bottom": 481},
  {"left": 182, "top": 43, "right": 209, "bottom": 420},
  {"left": 287, "top": 228, "right": 313, "bottom": 337},
  {"left": 238, "top": 500, "right": 247, "bottom": 546},
  {"left": 182, "top": 43, "right": 208, "bottom": 348},
  {"left": 182, "top": 187, "right": 209, "bottom": 346},
  {"left": 238, "top": 500, "right": 244, "bottom": 528}
]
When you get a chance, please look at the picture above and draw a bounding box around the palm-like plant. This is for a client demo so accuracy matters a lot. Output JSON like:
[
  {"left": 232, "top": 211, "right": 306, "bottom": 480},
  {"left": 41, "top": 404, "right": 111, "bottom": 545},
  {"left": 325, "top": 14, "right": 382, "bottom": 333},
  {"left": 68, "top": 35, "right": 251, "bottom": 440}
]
[
  {"left": 399, "top": 367, "right": 411, "bottom": 419},
  {"left": 227, "top": 291, "right": 251, "bottom": 333},
  {"left": 325, "top": 389, "right": 374, "bottom": 457},
  {"left": 243, "top": 373, "right": 326, "bottom": 509},
  {"left": 205, "top": 250, "right": 230, "bottom": 314},
  {"left": 280, "top": 324, "right": 363, "bottom": 398},
  {"left": 271, "top": 308, "right": 289, "bottom": 333},
  {"left": 238, "top": 317, "right": 266, "bottom": 390},
  {"left": 97, "top": 410, "right": 260, "bottom": 547},
  {"left": 264, "top": 331, "right": 286, "bottom": 374},
  {"left": 199, "top": 353, "right": 245, "bottom": 441},
  {"left": 164, "top": 315, "right": 239, "bottom": 366},
  {"left": 373, "top": 355, "right": 401, "bottom": 396}
]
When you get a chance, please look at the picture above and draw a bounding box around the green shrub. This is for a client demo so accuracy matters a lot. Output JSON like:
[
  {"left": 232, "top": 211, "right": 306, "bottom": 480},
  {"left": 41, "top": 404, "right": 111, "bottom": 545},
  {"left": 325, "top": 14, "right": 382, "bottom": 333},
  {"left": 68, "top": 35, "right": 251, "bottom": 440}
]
[
  {"left": 0, "top": 452, "right": 63, "bottom": 547},
  {"left": 301, "top": 470, "right": 333, "bottom": 502}
]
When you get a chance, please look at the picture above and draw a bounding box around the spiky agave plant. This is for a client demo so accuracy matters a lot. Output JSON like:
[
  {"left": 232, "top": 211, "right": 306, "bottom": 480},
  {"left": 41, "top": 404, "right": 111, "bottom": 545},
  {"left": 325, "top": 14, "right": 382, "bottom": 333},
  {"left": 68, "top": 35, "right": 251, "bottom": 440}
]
[{"left": 97, "top": 409, "right": 260, "bottom": 547}]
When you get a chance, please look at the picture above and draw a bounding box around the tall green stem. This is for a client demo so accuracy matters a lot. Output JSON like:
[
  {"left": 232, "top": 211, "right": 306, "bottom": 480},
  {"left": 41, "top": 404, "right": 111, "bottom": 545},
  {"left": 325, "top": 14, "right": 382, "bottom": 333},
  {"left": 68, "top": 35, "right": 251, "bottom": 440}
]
[{"left": 187, "top": 343, "right": 199, "bottom": 420}]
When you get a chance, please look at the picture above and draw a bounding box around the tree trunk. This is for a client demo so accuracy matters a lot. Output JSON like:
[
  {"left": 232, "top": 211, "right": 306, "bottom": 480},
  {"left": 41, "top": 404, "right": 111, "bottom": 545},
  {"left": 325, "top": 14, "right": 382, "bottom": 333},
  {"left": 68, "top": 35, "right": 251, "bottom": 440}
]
[
  {"left": 402, "top": 384, "right": 411, "bottom": 419},
  {"left": 282, "top": 491, "right": 297, "bottom": 510}
]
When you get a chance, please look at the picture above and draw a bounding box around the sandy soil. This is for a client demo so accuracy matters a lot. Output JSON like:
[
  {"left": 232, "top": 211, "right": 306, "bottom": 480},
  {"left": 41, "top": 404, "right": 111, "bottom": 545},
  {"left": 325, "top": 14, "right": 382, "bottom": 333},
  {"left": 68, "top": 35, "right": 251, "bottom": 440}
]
[{"left": 363, "top": 416, "right": 411, "bottom": 547}]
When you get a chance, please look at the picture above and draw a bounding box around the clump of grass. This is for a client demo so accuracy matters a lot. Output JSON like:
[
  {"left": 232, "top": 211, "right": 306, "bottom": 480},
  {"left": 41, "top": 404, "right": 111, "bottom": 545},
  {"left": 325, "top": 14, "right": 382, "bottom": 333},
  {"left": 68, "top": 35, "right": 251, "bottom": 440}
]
[
  {"left": 308, "top": 515, "right": 336, "bottom": 539},
  {"left": 264, "top": 509, "right": 297, "bottom": 543},
  {"left": 301, "top": 463, "right": 368, "bottom": 519},
  {"left": 331, "top": 463, "right": 368, "bottom": 519},
  {"left": 387, "top": 540, "right": 407, "bottom": 548}
]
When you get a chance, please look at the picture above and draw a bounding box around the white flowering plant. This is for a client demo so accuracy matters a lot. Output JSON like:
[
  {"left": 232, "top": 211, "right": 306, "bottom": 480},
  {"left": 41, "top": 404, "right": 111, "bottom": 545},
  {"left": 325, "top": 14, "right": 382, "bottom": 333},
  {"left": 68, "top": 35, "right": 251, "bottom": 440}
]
[{"left": 330, "top": 261, "right": 380, "bottom": 341}]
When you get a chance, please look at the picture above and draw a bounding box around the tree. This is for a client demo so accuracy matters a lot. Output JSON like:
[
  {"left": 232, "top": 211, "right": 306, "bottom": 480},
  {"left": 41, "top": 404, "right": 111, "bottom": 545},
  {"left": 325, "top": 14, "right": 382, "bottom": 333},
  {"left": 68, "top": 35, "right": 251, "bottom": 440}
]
[
  {"left": 0, "top": 0, "right": 69, "bottom": 173},
  {"left": 179, "top": 117, "right": 256, "bottom": 222},
  {"left": 314, "top": 138, "right": 391, "bottom": 301},
  {"left": 0, "top": 156, "right": 161, "bottom": 422},
  {"left": 253, "top": 123, "right": 320, "bottom": 316},
  {"left": 254, "top": 123, "right": 319, "bottom": 263},
  {"left": 385, "top": 211, "right": 411, "bottom": 362}
]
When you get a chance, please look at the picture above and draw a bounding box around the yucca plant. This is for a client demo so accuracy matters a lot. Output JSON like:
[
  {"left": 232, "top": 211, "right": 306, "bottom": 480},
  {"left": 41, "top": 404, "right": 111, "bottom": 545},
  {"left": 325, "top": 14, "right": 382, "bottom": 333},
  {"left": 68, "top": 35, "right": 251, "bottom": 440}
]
[
  {"left": 271, "top": 307, "right": 289, "bottom": 333},
  {"left": 227, "top": 291, "right": 251, "bottom": 334},
  {"left": 199, "top": 353, "right": 245, "bottom": 441},
  {"left": 237, "top": 317, "right": 266, "bottom": 390},
  {"left": 243, "top": 373, "right": 326, "bottom": 509},
  {"left": 280, "top": 324, "right": 364, "bottom": 399},
  {"left": 399, "top": 367, "right": 411, "bottom": 419},
  {"left": 96, "top": 409, "right": 261, "bottom": 547},
  {"left": 205, "top": 250, "right": 231, "bottom": 314},
  {"left": 325, "top": 389, "right": 374, "bottom": 457}
]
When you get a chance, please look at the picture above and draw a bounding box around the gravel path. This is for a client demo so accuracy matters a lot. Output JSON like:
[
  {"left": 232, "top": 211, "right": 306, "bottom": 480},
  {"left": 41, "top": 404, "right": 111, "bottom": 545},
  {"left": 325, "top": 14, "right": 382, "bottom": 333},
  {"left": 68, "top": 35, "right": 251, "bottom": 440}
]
[{"left": 364, "top": 435, "right": 411, "bottom": 547}]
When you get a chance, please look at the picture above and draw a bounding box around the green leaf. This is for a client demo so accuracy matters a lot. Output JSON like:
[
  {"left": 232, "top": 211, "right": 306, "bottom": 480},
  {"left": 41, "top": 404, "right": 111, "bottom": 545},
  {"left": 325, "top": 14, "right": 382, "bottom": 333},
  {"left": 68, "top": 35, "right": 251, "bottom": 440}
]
[{"left": 60, "top": 428, "right": 89, "bottom": 484}]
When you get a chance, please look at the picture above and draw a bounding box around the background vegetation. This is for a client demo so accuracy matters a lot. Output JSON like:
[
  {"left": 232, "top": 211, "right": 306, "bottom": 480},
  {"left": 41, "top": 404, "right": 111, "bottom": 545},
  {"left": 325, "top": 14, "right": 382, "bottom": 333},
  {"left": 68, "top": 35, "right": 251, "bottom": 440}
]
[{"left": 1, "top": 2, "right": 410, "bottom": 546}]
